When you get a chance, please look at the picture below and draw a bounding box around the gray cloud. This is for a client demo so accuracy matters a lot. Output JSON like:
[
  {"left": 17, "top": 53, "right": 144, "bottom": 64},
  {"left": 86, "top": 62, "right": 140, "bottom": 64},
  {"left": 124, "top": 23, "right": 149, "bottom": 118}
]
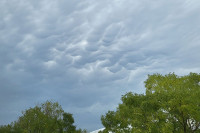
[{"left": 0, "top": 0, "right": 200, "bottom": 131}]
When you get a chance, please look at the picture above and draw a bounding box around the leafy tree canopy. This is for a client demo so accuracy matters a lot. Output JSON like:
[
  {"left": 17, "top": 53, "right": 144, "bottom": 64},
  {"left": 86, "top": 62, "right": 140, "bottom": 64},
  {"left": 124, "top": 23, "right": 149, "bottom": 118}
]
[
  {"left": 100, "top": 73, "right": 200, "bottom": 133},
  {"left": 0, "top": 101, "right": 87, "bottom": 133}
]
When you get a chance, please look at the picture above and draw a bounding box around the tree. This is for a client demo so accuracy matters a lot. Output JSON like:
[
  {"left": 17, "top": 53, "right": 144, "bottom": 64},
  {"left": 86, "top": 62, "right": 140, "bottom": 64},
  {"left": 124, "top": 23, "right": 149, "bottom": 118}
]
[
  {"left": 18, "top": 106, "right": 45, "bottom": 133},
  {"left": 62, "top": 113, "right": 76, "bottom": 133},
  {"left": 0, "top": 101, "right": 87, "bottom": 133},
  {"left": 16, "top": 101, "right": 64, "bottom": 133},
  {"left": 101, "top": 73, "right": 200, "bottom": 133},
  {"left": 145, "top": 73, "right": 200, "bottom": 132}
]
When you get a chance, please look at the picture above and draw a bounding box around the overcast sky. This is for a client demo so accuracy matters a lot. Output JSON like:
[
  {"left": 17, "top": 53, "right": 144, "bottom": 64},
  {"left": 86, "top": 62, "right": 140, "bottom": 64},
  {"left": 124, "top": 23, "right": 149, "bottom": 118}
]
[{"left": 0, "top": 0, "right": 200, "bottom": 131}]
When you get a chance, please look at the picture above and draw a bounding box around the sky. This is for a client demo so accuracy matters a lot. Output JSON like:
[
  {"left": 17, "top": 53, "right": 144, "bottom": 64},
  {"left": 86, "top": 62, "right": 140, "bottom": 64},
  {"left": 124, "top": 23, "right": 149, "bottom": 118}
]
[{"left": 0, "top": 0, "right": 200, "bottom": 131}]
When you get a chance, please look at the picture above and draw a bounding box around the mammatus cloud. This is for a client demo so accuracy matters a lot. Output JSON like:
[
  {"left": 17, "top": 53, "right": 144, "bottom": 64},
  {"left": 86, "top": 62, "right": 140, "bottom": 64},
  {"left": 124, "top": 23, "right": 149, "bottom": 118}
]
[{"left": 0, "top": 0, "right": 200, "bottom": 131}]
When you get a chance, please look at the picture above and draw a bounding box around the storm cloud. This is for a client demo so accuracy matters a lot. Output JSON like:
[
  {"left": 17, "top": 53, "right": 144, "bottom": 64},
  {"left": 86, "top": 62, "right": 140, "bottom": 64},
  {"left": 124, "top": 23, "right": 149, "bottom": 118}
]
[{"left": 0, "top": 0, "right": 200, "bottom": 131}]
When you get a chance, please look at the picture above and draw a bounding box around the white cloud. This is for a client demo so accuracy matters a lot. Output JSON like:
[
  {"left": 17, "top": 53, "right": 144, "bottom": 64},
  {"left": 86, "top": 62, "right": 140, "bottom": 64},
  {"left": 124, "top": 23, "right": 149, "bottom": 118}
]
[{"left": 44, "top": 60, "right": 57, "bottom": 69}]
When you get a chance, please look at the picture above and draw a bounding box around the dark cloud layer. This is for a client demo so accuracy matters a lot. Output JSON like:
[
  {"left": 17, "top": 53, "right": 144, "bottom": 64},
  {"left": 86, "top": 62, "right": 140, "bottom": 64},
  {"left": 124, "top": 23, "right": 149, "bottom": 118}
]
[{"left": 1, "top": 0, "right": 200, "bottom": 131}]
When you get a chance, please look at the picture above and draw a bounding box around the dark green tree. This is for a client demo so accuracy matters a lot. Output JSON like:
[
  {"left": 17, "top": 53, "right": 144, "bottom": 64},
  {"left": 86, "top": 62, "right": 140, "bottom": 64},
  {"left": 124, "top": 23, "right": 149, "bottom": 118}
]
[
  {"left": 0, "top": 101, "right": 87, "bottom": 133},
  {"left": 62, "top": 113, "right": 76, "bottom": 133}
]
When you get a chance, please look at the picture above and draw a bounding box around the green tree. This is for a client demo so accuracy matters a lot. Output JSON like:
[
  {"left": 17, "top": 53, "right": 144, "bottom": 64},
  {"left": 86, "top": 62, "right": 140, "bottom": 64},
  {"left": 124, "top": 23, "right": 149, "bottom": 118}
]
[
  {"left": 62, "top": 113, "right": 76, "bottom": 133},
  {"left": 20, "top": 106, "right": 46, "bottom": 132},
  {"left": 17, "top": 101, "right": 64, "bottom": 133},
  {"left": 101, "top": 73, "right": 200, "bottom": 133},
  {"left": 0, "top": 101, "right": 87, "bottom": 133}
]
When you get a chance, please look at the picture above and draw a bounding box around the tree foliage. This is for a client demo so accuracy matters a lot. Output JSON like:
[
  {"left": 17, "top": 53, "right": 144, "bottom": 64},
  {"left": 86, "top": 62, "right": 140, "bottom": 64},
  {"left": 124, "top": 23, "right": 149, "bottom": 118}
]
[
  {"left": 100, "top": 73, "right": 200, "bottom": 133},
  {"left": 0, "top": 101, "right": 87, "bottom": 133}
]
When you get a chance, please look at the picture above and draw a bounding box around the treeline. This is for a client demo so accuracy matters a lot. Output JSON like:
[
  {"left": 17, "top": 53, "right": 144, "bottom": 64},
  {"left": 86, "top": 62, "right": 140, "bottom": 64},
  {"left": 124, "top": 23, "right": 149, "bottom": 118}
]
[
  {"left": 0, "top": 101, "right": 86, "bottom": 133},
  {"left": 100, "top": 73, "right": 200, "bottom": 133},
  {"left": 1, "top": 73, "right": 199, "bottom": 133}
]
